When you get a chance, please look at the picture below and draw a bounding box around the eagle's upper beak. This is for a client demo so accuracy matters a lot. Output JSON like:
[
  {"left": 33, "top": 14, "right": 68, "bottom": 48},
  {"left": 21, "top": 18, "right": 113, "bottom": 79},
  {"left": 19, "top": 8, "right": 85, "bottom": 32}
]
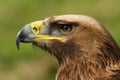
[{"left": 16, "top": 21, "right": 64, "bottom": 50}]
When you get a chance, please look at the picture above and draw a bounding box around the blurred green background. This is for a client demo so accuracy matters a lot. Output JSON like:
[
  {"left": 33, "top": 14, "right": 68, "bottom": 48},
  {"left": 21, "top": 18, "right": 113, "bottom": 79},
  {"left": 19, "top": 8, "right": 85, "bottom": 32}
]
[{"left": 0, "top": 0, "right": 120, "bottom": 80}]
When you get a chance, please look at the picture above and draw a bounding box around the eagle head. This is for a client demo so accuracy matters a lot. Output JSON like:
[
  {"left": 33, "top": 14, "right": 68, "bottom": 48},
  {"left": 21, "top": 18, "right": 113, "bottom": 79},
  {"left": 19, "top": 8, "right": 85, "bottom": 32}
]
[{"left": 16, "top": 15, "right": 120, "bottom": 80}]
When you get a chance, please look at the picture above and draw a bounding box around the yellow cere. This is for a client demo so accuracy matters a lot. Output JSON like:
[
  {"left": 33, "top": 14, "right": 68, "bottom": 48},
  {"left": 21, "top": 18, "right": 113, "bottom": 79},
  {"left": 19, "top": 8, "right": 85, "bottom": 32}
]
[
  {"left": 31, "top": 21, "right": 43, "bottom": 34},
  {"left": 31, "top": 20, "right": 65, "bottom": 42}
]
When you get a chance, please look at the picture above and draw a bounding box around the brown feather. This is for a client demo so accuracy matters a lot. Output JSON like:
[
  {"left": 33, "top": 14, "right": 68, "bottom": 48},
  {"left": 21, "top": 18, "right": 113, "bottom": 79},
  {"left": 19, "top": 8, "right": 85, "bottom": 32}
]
[{"left": 34, "top": 15, "right": 120, "bottom": 80}]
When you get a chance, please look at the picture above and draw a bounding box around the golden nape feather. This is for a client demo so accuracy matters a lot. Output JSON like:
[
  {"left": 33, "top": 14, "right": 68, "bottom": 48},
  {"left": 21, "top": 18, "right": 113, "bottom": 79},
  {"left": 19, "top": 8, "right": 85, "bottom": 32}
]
[{"left": 16, "top": 15, "right": 120, "bottom": 80}]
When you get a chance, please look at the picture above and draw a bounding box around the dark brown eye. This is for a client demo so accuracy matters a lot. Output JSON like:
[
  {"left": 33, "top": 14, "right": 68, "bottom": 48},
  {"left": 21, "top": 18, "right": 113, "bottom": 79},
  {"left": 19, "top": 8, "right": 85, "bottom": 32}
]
[{"left": 59, "top": 24, "right": 73, "bottom": 33}]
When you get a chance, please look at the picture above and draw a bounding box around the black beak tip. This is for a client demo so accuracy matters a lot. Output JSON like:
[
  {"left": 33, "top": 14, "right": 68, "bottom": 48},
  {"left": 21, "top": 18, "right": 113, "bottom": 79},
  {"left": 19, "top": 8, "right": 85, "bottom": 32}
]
[
  {"left": 16, "top": 24, "right": 33, "bottom": 50},
  {"left": 16, "top": 38, "right": 20, "bottom": 50}
]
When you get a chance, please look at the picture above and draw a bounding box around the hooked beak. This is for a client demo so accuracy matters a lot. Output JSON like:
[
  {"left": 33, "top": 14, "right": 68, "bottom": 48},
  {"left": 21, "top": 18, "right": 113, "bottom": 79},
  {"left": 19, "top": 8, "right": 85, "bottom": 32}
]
[
  {"left": 16, "top": 24, "right": 36, "bottom": 50},
  {"left": 16, "top": 21, "right": 64, "bottom": 50}
]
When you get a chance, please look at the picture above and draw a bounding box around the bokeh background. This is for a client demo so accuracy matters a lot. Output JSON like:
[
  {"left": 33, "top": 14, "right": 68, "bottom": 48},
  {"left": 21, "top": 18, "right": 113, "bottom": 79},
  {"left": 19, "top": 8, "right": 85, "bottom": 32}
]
[{"left": 0, "top": 0, "right": 120, "bottom": 80}]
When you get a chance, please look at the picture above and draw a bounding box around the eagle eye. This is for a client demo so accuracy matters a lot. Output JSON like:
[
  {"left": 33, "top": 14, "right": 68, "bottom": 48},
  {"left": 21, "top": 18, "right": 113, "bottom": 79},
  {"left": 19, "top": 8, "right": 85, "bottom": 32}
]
[{"left": 59, "top": 24, "right": 73, "bottom": 33}]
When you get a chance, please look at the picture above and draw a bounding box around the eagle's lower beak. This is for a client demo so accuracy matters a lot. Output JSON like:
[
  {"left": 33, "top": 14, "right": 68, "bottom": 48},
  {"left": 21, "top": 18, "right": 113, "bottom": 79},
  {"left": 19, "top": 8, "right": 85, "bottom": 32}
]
[{"left": 16, "top": 21, "right": 64, "bottom": 50}]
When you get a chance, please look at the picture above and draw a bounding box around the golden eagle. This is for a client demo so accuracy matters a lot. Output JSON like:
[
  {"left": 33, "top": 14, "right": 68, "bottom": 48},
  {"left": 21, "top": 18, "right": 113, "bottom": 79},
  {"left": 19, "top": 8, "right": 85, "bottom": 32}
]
[{"left": 16, "top": 15, "right": 120, "bottom": 80}]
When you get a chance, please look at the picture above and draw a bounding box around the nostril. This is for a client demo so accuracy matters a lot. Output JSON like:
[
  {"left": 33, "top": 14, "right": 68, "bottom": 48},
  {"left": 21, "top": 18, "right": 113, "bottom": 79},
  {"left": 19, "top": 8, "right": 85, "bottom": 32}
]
[
  {"left": 32, "top": 26, "right": 40, "bottom": 34},
  {"left": 33, "top": 27, "right": 38, "bottom": 32}
]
